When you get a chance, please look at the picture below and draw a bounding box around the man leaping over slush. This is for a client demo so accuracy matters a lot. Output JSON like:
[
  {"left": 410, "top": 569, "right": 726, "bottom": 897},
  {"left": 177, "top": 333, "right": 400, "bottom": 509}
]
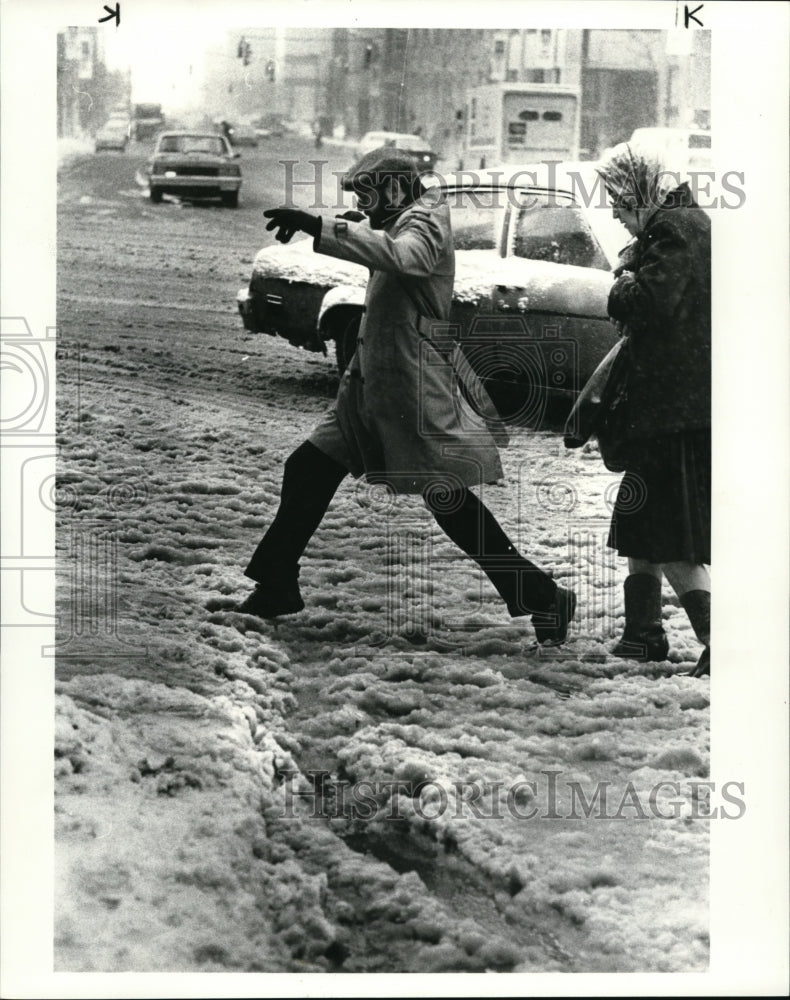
[{"left": 237, "top": 147, "right": 576, "bottom": 644}]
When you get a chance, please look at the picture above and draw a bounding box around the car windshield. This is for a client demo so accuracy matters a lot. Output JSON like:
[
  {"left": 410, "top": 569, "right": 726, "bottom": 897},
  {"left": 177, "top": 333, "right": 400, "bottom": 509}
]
[
  {"left": 158, "top": 135, "right": 227, "bottom": 155},
  {"left": 444, "top": 187, "right": 505, "bottom": 251},
  {"left": 510, "top": 193, "right": 610, "bottom": 270}
]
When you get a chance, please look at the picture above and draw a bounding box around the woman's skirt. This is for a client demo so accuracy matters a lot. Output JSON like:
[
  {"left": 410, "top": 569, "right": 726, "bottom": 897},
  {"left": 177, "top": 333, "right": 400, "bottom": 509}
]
[{"left": 607, "top": 428, "right": 710, "bottom": 564}]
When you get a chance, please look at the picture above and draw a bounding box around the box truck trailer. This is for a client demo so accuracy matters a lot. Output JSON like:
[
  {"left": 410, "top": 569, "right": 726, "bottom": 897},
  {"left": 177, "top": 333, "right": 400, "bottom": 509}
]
[{"left": 463, "top": 83, "right": 580, "bottom": 168}]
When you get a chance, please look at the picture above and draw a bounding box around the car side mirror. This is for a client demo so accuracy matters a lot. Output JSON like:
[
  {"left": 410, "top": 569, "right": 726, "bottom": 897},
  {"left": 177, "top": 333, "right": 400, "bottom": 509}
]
[{"left": 233, "top": 151, "right": 241, "bottom": 159}]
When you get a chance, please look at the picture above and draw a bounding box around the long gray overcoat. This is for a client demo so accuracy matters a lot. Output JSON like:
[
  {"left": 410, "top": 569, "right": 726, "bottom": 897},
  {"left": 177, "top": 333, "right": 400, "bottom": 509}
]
[{"left": 308, "top": 189, "right": 505, "bottom": 495}]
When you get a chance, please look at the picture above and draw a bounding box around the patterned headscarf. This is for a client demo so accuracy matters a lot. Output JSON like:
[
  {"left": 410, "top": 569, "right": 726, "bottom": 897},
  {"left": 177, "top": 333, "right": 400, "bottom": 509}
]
[{"left": 595, "top": 140, "right": 685, "bottom": 212}]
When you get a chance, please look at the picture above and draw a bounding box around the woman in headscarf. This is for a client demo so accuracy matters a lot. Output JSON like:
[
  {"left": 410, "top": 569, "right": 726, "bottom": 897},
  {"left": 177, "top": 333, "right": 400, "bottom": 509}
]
[{"left": 595, "top": 141, "right": 711, "bottom": 677}]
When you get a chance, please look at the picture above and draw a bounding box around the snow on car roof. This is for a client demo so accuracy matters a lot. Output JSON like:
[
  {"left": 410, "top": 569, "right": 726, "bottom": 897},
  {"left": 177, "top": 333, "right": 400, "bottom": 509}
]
[{"left": 252, "top": 233, "right": 611, "bottom": 313}]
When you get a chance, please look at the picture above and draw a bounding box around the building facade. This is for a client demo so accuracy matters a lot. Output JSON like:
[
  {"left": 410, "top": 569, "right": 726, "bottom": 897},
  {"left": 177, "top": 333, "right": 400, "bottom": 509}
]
[
  {"left": 196, "top": 27, "right": 710, "bottom": 159},
  {"left": 199, "top": 28, "right": 334, "bottom": 126},
  {"left": 325, "top": 27, "right": 709, "bottom": 163},
  {"left": 57, "top": 26, "right": 130, "bottom": 137}
]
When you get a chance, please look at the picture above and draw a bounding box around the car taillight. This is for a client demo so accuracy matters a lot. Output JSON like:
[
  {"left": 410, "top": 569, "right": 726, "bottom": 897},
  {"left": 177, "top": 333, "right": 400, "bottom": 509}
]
[{"left": 150, "top": 162, "right": 165, "bottom": 175}]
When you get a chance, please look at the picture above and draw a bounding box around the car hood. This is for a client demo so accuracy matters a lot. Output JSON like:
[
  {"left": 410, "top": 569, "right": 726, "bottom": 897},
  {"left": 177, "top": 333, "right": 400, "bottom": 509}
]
[{"left": 250, "top": 239, "right": 612, "bottom": 317}]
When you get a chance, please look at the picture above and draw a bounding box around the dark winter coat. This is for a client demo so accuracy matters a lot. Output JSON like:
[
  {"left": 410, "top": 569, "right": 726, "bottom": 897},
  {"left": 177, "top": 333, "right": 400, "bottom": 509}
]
[
  {"left": 606, "top": 184, "right": 711, "bottom": 441},
  {"left": 308, "top": 187, "right": 505, "bottom": 494}
]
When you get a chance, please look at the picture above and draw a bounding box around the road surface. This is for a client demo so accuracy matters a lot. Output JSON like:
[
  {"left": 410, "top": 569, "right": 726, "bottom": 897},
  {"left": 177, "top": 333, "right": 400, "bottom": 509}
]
[{"left": 54, "top": 135, "right": 711, "bottom": 973}]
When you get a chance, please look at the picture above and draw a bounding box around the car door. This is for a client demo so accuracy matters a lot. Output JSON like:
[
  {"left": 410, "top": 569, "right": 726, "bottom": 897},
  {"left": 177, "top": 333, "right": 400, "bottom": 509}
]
[{"left": 467, "top": 187, "right": 617, "bottom": 426}]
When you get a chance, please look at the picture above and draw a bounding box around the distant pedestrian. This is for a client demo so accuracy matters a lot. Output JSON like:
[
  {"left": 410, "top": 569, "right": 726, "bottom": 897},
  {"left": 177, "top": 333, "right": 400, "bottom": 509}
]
[
  {"left": 595, "top": 142, "right": 711, "bottom": 676},
  {"left": 237, "top": 147, "right": 576, "bottom": 643}
]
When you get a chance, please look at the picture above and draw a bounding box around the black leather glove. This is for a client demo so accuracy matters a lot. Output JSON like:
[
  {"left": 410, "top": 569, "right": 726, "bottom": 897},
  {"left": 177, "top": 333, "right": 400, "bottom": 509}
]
[{"left": 263, "top": 207, "right": 321, "bottom": 244}]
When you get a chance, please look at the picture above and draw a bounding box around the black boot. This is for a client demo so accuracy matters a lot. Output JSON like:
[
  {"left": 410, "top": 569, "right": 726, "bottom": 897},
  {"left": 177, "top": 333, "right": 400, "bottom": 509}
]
[
  {"left": 679, "top": 589, "right": 710, "bottom": 677},
  {"left": 612, "top": 574, "right": 669, "bottom": 662}
]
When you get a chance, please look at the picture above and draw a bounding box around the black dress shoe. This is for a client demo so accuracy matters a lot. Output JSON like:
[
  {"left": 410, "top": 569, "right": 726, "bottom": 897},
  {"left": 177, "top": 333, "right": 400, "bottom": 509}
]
[
  {"left": 531, "top": 586, "right": 577, "bottom": 645},
  {"left": 236, "top": 582, "right": 304, "bottom": 619}
]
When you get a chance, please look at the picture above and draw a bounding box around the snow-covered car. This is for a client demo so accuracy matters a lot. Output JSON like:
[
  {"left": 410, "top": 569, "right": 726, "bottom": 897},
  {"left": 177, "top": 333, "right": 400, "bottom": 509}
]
[
  {"left": 237, "top": 166, "right": 629, "bottom": 424},
  {"left": 95, "top": 120, "right": 129, "bottom": 152},
  {"left": 144, "top": 131, "right": 242, "bottom": 207}
]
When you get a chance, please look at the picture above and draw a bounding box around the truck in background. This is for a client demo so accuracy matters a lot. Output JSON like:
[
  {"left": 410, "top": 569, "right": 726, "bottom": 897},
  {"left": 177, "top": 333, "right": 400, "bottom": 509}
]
[
  {"left": 132, "top": 103, "right": 165, "bottom": 142},
  {"left": 462, "top": 83, "right": 580, "bottom": 169}
]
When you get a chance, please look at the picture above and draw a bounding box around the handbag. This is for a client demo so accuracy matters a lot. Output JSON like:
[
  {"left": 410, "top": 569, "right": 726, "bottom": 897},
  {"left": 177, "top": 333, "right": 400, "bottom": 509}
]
[{"left": 564, "top": 335, "right": 632, "bottom": 473}]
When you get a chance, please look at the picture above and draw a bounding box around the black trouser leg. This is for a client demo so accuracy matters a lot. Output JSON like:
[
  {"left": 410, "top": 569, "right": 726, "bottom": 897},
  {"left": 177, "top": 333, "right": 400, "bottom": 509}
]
[
  {"left": 245, "top": 441, "right": 348, "bottom": 584},
  {"left": 425, "top": 487, "right": 557, "bottom": 616}
]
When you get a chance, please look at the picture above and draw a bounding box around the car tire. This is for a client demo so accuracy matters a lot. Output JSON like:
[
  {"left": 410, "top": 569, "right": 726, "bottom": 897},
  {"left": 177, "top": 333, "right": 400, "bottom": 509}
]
[
  {"left": 333, "top": 314, "right": 362, "bottom": 375},
  {"left": 221, "top": 191, "right": 239, "bottom": 208},
  {"left": 149, "top": 187, "right": 163, "bottom": 204}
]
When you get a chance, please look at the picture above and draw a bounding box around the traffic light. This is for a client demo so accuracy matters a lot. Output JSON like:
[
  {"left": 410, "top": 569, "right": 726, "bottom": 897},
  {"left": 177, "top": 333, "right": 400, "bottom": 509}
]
[
  {"left": 243, "top": 41, "right": 252, "bottom": 67},
  {"left": 237, "top": 37, "right": 245, "bottom": 58}
]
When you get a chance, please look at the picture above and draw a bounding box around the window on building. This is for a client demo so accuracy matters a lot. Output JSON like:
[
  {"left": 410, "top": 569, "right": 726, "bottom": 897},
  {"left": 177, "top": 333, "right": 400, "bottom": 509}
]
[
  {"left": 542, "top": 111, "right": 563, "bottom": 122},
  {"left": 494, "top": 40, "right": 506, "bottom": 55},
  {"left": 689, "top": 132, "right": 711, "bottom": 148},
  {"left": 506, "top": 69, "right": 519, "bottom": 82},
  {"left": 518, "top": 110, "right": 539, "bottom": 121},
  {"left": 583, "top": 71, "right": 601, "bottom": 109},
  {"left": 81, "top": 41, "right": 91, "bottom": 58}
]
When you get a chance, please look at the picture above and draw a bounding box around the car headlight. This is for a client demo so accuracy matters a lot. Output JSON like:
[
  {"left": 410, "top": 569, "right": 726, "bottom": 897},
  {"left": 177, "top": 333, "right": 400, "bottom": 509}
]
[{"left": 226, "top": 163, "right": 241, "bottom": 177}]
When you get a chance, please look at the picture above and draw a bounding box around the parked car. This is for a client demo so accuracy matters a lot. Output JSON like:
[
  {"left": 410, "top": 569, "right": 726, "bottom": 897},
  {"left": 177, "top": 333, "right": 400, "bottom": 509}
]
[
  {"left": 355, "top": 131, "right": 440, "bottom": 173},
  {"left": 252, "top": 114, "right": 287, "bottom": 138},
  {"left": 237, "top": 166, "right": 630, "bottom": 424},
  {"left": 144, "top": 131, "right": 242, "bottom": 207},
  {"left": 226, "top": 123, "right": 259, "bottom": 148},
  {"left": 95, "top": 120, "right": 129, "bottom": 152},
  {"left": 627, "top": 127, "right": 712, "bottom": 172}
]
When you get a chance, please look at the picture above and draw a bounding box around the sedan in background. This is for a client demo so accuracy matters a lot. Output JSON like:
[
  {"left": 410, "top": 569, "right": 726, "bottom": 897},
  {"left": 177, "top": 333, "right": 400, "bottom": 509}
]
[
  {"left": 95, "top": 120, "right": 129, "bottom": 152},
  {"left": 629, "top": 126, "right": 712, "bottom": 172},
  {"left": 252, "top": 114, "right": 287, "bottom": 139},
  {"left": 144, "top": 132, "right": 242, "bottom": 207},
  {"left": 227, "top": 123, "right": 259, "bottom": 148},
  {"left": 355, "top": 131, "right": 440, "bottom": 173},
  {"left": 237, "top": 165, "right": 630, "bottom": 426}
]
